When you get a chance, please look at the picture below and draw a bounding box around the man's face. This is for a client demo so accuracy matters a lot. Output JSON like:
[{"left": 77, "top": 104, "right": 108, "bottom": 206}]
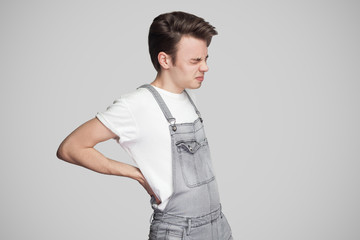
[{"left": 168, "top": 36, "right": 209, "bottom": 90}]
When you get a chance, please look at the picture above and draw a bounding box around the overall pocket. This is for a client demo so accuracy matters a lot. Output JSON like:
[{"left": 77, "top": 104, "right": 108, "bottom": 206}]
[
  {"left": 217, "top": 212, "right": 233, "bottom": 240},
  {"left": 149, "top": 221, "right": 184, "bottom": 240},
  {"left": 165, "top": 228, "right": 184, "bottom": 240},
  {"left": 175, "top": 138, "right": 215, "bottom": 188}
]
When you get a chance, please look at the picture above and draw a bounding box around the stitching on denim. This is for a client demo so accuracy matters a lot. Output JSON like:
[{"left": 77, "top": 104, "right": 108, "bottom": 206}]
[
  {"left": 170, "top": 118, "right": 204, "bottom": 135},
  {"left": 177, "top": 140, "right": 215, "bottom": 188}
]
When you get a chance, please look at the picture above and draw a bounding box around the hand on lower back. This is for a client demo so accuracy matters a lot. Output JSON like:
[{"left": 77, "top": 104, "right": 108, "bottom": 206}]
[{"left": 134, "top": 167, "right": 162, "bottom": 205}]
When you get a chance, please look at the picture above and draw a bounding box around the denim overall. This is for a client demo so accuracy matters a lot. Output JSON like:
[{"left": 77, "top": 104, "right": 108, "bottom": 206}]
[{"left": 139, "top": 84, "right": 233, "bottom": 240}]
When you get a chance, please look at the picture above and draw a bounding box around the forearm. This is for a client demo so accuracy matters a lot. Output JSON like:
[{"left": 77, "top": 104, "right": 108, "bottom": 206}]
[
  {"left": 57, "top": 145, "right": 141, "bottom": 180},
  {"left": 57, "top": 137, "right": 159, "bottom": 202}
]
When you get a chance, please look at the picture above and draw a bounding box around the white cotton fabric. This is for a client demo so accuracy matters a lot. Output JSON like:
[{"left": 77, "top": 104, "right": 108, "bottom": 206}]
[{"left": 95, "top": 85, "right": 199, "bottom": 210}]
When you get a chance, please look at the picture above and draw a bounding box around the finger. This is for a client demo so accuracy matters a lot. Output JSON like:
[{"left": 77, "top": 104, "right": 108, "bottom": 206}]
[
  {"left": 152, "top": 194, "right": 161, "bottom": 204},
  {"left": 136, "top": 173, "right": 161, "bottom": 204}
]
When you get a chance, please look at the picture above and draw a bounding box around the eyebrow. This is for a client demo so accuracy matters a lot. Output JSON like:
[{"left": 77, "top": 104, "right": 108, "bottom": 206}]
[{"left": 191, "top": 55, "right": 209, "bottom": 61}]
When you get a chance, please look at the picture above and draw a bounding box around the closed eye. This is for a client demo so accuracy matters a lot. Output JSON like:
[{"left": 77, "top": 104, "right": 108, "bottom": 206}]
[{"left": 191, "top": 55, "right": 209, "bottom": 63}]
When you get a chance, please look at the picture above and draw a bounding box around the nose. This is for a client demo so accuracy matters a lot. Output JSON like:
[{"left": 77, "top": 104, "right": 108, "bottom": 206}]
[
  {"left": 199, "top": 61, "right": 209, "bottom": 72},
  {"left": 200, "top": 62, "right": 209, "bottom": 72}
]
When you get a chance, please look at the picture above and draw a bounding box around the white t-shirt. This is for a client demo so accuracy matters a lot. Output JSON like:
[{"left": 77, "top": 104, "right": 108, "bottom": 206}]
[{"left": 95, "top": 85, "right": 199, "bottom": 210}]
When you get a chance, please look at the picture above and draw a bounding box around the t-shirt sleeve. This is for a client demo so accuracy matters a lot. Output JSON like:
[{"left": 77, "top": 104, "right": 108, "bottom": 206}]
[{"left": 95, "top": 97, "right": 138, "bottom": 145}]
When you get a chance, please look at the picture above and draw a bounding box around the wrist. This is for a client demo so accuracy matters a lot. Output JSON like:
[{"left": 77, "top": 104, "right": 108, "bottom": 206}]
[
  {"left": 107, "top": 159, "right": 140, "bottom": 180},
  {"left": 127, "top": 166, "right": 143, "bottom": 182}
]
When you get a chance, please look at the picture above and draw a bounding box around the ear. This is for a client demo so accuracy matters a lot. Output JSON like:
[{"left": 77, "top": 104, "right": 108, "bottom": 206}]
[{"left": 157, "top": 52, "right": 172, "bottom": 70}]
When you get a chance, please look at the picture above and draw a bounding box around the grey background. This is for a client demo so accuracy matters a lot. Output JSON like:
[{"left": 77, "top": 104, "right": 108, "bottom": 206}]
[{"left": 1, "top": 0, "right": 359, "bottom": 239}]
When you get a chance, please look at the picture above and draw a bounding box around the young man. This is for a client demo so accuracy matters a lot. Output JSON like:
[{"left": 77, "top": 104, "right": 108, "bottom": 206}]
[{"left": 57, "top": 11, "right": 233, "bottom": 239}]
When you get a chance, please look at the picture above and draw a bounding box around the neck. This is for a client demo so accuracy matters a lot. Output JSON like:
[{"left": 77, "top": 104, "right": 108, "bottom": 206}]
[{"left": 151, "top": 72, "right": 184, "bottom": 94}]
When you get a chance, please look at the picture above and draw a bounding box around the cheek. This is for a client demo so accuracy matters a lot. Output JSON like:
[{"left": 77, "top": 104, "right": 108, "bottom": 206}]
[
  {"left": 176, "top": 64, "right": 198, "bottom": 78},
  {"left": 185, "top": 65, "right": 198, "bottom": 75}
]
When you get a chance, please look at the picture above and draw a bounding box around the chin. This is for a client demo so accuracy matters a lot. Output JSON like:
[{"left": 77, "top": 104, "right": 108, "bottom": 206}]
[{"left": 187, "top": 83, "right": 202, "bottom": 90}]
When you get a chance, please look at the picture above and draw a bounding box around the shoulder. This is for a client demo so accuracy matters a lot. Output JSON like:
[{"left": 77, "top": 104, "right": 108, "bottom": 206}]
[
  {"left": 96, "top": 86, "right": 153, "bottom": 122},
  {"left": 95, "top": 87, "right": 153, "bottom": 142},
  {"left": 116, "top": 86, "right": 153, "bottom": 101},
  {"left": 118, "top": 87, "right": 155, "bottom": 108},
  {"left": 105, "top": 87, "right": 152, "bottom": 107}
]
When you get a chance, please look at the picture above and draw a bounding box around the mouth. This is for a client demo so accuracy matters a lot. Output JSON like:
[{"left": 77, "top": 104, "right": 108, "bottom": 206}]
[{"left": 195, "top": 76, "right": 204, "bottom": 82}]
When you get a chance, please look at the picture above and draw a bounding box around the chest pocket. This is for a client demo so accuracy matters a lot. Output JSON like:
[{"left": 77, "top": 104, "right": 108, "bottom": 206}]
[{"left": 175, "top": 138, "right": 215, "bottom": 188}]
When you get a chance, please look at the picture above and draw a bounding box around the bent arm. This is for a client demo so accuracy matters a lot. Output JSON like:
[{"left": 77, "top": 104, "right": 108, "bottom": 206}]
[
  {"left": 56, "top": 118, "right": 140, "bottom": 179},
  {"left": 56, "top": 117, "right": 161, "bottom": 203}
]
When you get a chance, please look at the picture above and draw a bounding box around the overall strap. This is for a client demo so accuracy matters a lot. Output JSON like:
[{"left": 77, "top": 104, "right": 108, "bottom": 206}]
[
  {"left": 183, "top": 90, "right": 202, "bottom": 122},
  {"left": 138, "top": 84, "right": 176, "bottom": 125},
  {"left": 137, "top": 84, "right": 203, "bottom": 130}
]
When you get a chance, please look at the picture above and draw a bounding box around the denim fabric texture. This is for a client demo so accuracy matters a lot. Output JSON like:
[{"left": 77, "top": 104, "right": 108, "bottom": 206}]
[{"left": 139, "top": 84, "right": 233, "bottom": 240}]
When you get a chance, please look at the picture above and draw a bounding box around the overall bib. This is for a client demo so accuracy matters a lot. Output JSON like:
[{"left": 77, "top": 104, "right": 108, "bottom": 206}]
[{"left": 139, "top": 84, "right": 233, "bottom": 240}]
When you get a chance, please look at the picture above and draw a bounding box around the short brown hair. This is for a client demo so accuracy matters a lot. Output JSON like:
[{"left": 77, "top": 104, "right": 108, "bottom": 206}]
[{"left": 148, "top": 11, "right": 218, "bottom": 72}]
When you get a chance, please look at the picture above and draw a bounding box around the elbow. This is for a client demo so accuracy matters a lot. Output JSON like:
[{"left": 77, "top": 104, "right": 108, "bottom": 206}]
[
  {"left": 56, "top": 141, "right": 71, "bottom": 162},
  {"left": 56, "top": 146, "right": 64, "bottom": 160},
  {"left": 56, "top": 140, "right": 81, "bottom": 165}
]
